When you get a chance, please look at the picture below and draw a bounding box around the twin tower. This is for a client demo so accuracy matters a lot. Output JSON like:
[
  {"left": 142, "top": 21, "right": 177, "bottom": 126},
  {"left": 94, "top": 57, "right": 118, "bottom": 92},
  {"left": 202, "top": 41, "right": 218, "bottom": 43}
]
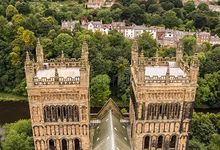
[{"left": 25, "top": 39, "right": 199, "bottom": 150}]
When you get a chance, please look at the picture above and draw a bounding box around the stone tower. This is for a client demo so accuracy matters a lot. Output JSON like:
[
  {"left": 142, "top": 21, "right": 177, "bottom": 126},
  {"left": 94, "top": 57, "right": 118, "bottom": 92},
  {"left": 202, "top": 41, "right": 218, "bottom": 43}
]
[
  {"left": 25, "top": 40, "right": 90, "bottom": 150},
  {"left": 130, "top": 41, "right": 199, "bottom": 150}
]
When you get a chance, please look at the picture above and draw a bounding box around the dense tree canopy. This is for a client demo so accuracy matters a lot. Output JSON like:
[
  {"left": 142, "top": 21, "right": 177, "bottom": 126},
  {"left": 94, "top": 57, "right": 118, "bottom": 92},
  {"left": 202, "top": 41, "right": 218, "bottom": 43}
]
[
  {"left": 2, "top": 120, "right": 34, "bottom": 150},
  {"left": 90, "top": 74, "right": 111, "bottom": 106}
]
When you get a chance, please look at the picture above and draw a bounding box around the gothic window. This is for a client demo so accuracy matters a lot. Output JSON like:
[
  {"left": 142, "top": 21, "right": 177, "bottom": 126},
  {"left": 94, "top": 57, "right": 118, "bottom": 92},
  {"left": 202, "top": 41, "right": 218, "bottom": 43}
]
[
  {"left": 57, "top": 106, "right": 62, "bottom": 121},
  {"left": 61, "top": 139, "right": 68, "bottom": 150},
  {"left": 44, "top": 105, "right": 79, "bottom": 122},
  {"left": 146, "top": 103, "right": 182, "bottom": 120},
  {"left": 68, "top": 105, "right": 73, "bottom": 121},
  {"left": 62, "top": 106, "right": 67, "bottom": 120},
  {"left": 157, "top": 135, "right": 163, "bottom": 149},
  {"left": 74, "top": 138, "right": 81, "bottom": 150},
  {"left": 51, "top": 106, "right": 56, "bottom": 121},
  {"left": 73, "top": 105, "right": 79, "bottom": 122},
  {"left": 49, "top": 139, "right": 56, "bottom": 150},
  {"left": 159, "top": 104, "right": 162, "bottom": 116},
  {"left": 169, "top": 135, "right": 176, "bottom": 149},
  {"left": 143, "top": 136, "right": 150, "bottom": 149}
]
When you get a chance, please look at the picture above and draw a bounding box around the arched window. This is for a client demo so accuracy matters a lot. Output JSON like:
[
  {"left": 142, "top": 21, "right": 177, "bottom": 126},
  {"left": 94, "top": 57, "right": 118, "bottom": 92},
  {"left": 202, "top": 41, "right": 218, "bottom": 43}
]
[
  {"left": 57, "top": 106, "right": 62, "bottom": 121},
  {"left": 68, "top": 105, "right": 73, "bottom": 121},
  {"left": 49, "top": 139, "right": 56, "bottom": 150},
  {"left": 44, "top": 106, "right": 47, "bottom": 122},
  {"left": 74, "top": 138, "right": 81, "bottom": 150},
  {"left": 73, "top": 105, "right": 79, "bottom": 122},
  {"left": 51, "top": 106, "right": 56, "bottom": 122},
  {"left": 63, "top": 106, "right": 67, "bottom": 120},
  {"left": 61, "top": 139, "right": 68, "bottom": 150},
  {"left": 169, "top": 135, "right": 176, "bottom": 149},
  {"left": 143, "top": 136, "right": 150, "bottom": 149},
  {"left": 157, "top": 135, "right": 163, "bottom": 149},
  {"left": 159, "top": 104, "right": 162, "bottom": 115}
]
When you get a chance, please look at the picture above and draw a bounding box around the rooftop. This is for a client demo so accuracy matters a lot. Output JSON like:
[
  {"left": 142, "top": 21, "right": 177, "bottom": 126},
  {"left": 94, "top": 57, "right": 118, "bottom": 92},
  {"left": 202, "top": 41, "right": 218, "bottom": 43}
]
[
  {"left": 92, "top": 110, "right": 131, "bottom": 150},
  {"left": 36, "top": 67, "right": 80, "bottom": 79}
]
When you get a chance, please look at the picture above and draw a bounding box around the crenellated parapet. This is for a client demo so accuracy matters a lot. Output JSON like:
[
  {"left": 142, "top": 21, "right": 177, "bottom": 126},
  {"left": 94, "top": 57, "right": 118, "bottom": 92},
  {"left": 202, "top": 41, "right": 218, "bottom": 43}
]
[
  {"left": 25, "top": 39, "right": 90, "bottom": 87},
  {"left": 131, "top": 40, "right": 199, "bottom": 86}
]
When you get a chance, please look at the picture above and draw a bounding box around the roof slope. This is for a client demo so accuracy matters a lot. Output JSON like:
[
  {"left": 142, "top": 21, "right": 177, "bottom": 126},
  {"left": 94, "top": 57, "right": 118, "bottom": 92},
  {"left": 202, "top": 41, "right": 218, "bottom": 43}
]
[{"left": 92, "top": 110, "right": 131, "bottom": 150}]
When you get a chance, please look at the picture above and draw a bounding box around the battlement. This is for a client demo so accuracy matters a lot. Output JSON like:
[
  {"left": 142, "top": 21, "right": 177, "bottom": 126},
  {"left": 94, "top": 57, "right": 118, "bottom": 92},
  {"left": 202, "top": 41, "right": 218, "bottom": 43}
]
[
  {"left": 33, "top": 76, "right": 80, "bottom": 85},
  {"left": 131, "top": 40, "right": 199, "bottom": 86},
  {"left": 140, "top": 56, "right": 176, "bottom": 66},
  {"left": 25, "top": 39, "right": 89, "bottom": 87},
  {"left": 144, "top": 75, "right": 190, "bottom": 84},
  {"left": 43, "top": 58, "right": 84, "bottom": 68}
]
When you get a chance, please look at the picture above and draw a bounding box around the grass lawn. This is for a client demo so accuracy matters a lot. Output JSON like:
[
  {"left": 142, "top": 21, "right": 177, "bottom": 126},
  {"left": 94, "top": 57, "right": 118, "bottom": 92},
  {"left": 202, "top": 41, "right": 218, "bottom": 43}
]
[{"left": 0, "top": 93, "right": 27, "bottom": 102}]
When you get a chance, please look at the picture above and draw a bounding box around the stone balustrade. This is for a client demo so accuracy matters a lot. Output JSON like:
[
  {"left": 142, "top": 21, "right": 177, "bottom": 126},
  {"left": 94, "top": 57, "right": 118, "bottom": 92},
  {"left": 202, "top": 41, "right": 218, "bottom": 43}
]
[
  {"left": 33, "top": 76, "right": 80, "bottom": 85},
  {"left": 144, "top": 75, "right": 190, "bottom": 84}
]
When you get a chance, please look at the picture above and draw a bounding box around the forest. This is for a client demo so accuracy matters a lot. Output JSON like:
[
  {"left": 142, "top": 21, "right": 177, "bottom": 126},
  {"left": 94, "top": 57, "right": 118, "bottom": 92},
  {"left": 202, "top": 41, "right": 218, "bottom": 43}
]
[{"left": 0, "top": 0, "right": 219, "bottom": 149}]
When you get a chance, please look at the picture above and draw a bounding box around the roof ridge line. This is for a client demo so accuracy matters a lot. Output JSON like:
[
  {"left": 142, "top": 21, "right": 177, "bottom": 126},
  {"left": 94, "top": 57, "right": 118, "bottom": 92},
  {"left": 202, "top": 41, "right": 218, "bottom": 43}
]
[{"left": 109, "top": 110, "right": 116, "bottom": 150}]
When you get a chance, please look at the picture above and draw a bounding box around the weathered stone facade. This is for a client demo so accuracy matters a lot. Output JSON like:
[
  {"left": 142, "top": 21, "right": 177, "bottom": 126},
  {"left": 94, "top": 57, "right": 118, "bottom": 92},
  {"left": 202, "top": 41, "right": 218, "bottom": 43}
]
[
  {"left": 25, "top": 40, "right": 90, "bottom": 150},
  {"left": 129, "top": 41, "right": 199, "bottom": 150},
  {"left": 25, "top": 39, "right": 199, "bottom": 150}
]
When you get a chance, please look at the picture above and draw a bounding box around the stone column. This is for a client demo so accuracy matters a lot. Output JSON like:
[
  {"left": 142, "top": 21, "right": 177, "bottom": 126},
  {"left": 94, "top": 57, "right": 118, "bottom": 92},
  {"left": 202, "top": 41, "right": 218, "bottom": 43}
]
[
  {"left": 69, "top": 139, "right": 73, "bottom": 150},
  {"left": 56, "top": 139, "right": 61, "bottom": 150}
]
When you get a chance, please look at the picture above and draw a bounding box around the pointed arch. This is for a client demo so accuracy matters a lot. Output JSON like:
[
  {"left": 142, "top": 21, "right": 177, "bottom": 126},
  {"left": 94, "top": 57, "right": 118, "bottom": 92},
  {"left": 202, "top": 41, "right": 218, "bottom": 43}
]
[{"left": 73, "top": 105, "right": 79, "bottom": 122}]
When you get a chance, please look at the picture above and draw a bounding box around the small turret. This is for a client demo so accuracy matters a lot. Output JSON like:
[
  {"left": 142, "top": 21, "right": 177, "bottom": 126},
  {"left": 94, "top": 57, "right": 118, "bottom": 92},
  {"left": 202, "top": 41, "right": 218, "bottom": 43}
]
[
  {"left": 155, "top": 49, "right": 159, "bottom": 66},
  {"left": 138, "top": 50, "right": 145, "bottom": 84},
  {"left": 24, "top": 51, "right": 34, "bottom": 88},
  {"left": 131, "top": 40, "right": 139, "bottom": 66},
  {"left": 81, "top": 40, "right": 89, "bottom": 63},
  {"left": 80, "top": 41, "right": 90, "bottom": 87},
  {"left": 25, "top": 51, "right": 31, "bottom": 65},
  {"left": 190, "top": 53, "right": 199, "bottom": 83},
  {"left": 36, "top": 38, "right": 44, "bottom": 70},
  {"left": 55, "top": 68, "right": 59, "bottom": 82},
  {"left": 165, "top": 63, "right": 170, "bottom": 85},
  {"left": 176, "top": 42, "right": 183, "bottom": 65}
]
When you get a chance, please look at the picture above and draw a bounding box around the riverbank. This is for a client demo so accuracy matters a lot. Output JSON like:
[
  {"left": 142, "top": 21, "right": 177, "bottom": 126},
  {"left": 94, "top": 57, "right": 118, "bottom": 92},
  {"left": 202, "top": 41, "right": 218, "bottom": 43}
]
[{"left": 0, "top": 92, "right": 27, "bottom": 102}]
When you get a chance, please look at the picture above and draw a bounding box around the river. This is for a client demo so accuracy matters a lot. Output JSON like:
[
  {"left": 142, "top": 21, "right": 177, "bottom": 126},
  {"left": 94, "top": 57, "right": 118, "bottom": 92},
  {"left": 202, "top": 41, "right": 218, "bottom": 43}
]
[{"left": 0, "top": 101, "right": 30, "bottom": 126}]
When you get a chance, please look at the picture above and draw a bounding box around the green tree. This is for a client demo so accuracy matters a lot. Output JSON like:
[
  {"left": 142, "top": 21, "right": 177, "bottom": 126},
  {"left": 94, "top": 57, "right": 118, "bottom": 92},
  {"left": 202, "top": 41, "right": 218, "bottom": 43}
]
[
  {"left": 191, "top": 113, "right": 217, "bottom": 144},
  {"left": 189, "top": 138, "right": 206, "bottom": 150},
  {"left": 183, "top": 1, "right": 196, "bottom": 13},
  {"left": 54, "top": 33, "right": 74, "bottom": 56},
  {"left": 2, "top": 120, "right": 33, "bottom": 150},
  {"left": 138, "top": 32, "right": 158, "bottom": 57},
  {"left": 181, "top": 35, "right": 196, "bottom": 55},
  {"left": 12, "top": 14, "right": 25, "bottom": 27},
  {"left": 162, "top": 10, "right": 182, "bottom": 28},
  {"left": 90, "top": 74, "right": 111, "bottom": 106},
  {"left": 97, "top": 9, "right": 112, "bottom": 23},
  {"left": 6, "top": 5, "right": 18, "bottom": 20},
  {"left": 15, "top": 2, "right": 30, "bottom": 15},
  {"left": 115, "top": 57, "right": 130, "bottom": 101},
  {"left": 200, "top": 47, "right": 220, "bottom": 76},
  {"left": 198, "top": 2, "right": 209, "bottom": 11},
  {"left": 161, "top": 1, "right": 174, "bottom": 11},
  {"left": 196, "top": 71, "right": 220, "bottom": 106},
  {"left": 147, "top": 4, "right": 162, "bottom": 13},
  {"left": 149, "top": 14, "right": 162, "bottom": 26},
  {"left": 207, "top": 134, "right": 220, "bottom": 150},
  {"left": 193, "top": 12, "right": 208, "bottom": 29}
]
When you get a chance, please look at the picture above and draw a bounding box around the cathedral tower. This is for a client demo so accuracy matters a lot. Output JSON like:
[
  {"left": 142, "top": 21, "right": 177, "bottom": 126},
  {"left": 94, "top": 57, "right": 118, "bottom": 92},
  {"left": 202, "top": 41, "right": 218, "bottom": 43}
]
[
  {"left": 130, "top": 41, "right": 199, "bottom": 150},
  {"left": 25, "top": 40, "right": 90, "bottom": 150}
]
